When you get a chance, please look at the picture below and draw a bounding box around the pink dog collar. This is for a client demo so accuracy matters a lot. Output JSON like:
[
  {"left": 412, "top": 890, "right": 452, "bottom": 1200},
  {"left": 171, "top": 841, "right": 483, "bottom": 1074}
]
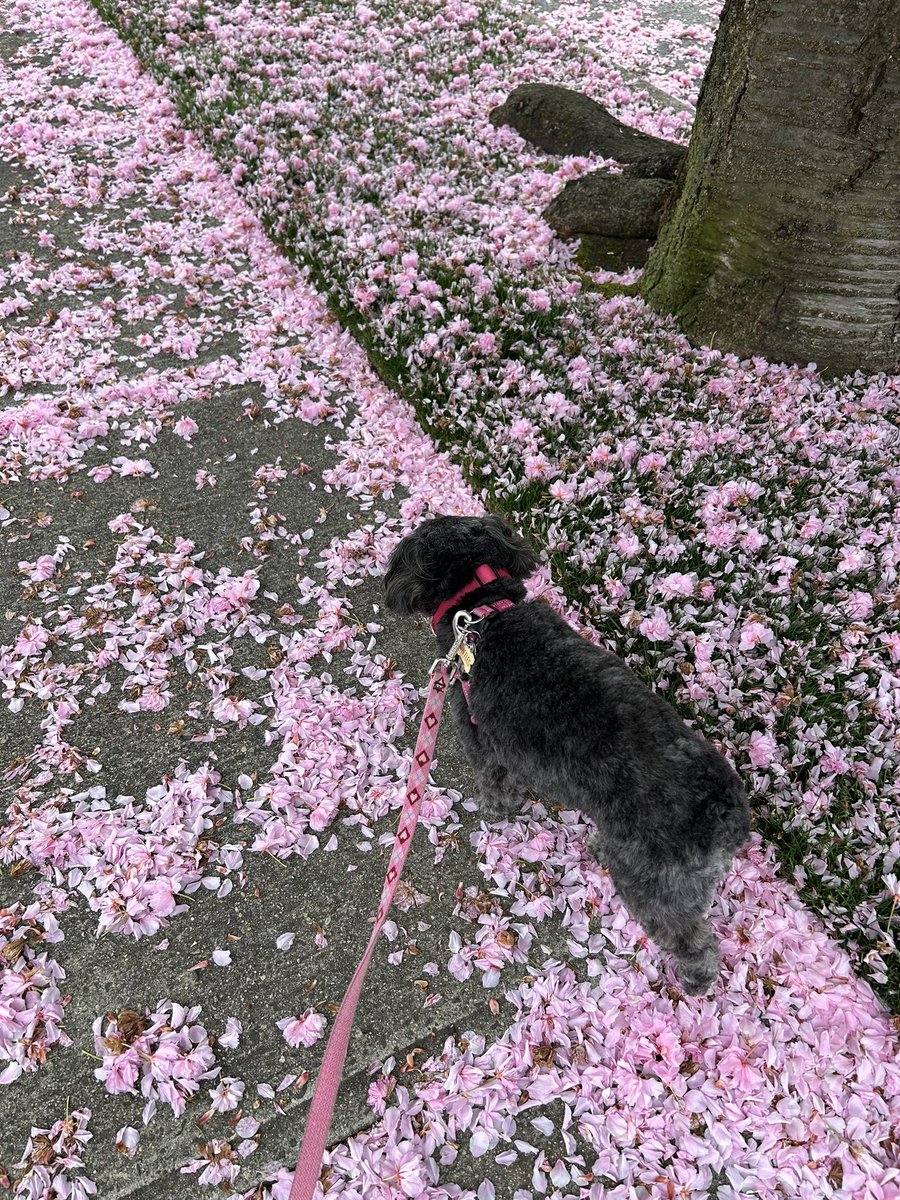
[{"left": 430, "top": 564, "right": 511, "bottom": 633}]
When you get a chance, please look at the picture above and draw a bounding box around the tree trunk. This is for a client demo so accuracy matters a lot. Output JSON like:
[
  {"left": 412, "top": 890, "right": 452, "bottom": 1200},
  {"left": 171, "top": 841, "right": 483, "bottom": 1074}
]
[{"left": 640, "top": 0, "right": 900, "bottom": 376}]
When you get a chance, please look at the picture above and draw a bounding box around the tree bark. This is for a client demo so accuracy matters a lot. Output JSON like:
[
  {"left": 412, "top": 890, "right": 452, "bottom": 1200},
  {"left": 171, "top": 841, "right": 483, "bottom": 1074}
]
[{"left": 640, "top": 0, "right": 900, "bottom": 375}]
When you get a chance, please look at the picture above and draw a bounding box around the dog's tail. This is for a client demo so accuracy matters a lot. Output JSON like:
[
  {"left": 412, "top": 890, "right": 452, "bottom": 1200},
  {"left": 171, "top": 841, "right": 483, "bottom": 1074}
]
[
  {"left": 668, "top": 734, "right": 752, "bottom": 858},
  {"left": 711, "top": 764, "right": 752, "bottom": 857}
]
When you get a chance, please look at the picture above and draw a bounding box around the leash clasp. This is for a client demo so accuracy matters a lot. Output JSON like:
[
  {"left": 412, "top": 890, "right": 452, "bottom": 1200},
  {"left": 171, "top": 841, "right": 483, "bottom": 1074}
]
[
  {"left": 428, "top": 608, "right": 476, "bottom": 679},
  {"left": 451, "top": 608, "right": 475, "bottom": 638},
  {"left": 428, "top": 654, "right": 458, "bottom": 680}
]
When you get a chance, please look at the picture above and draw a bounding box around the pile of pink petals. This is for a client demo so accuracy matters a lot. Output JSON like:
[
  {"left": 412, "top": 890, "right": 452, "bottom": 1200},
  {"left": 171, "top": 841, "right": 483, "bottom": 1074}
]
[{"left": 0, "top": 902, "right": 69, "bottom": 1085}]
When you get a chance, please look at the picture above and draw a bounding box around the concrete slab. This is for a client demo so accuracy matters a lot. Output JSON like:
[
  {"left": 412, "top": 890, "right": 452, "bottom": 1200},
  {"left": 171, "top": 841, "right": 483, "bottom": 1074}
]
[
  {"left": 527, "top": 0, "right": 721, "bottom": 112},
  {"left": 0, "top": 11, "right": 578, "bottom": 1192}
]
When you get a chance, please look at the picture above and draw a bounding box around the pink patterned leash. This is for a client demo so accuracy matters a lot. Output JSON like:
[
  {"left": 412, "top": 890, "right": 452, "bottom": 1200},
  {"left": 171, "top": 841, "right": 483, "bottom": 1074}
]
[{"left": 289, "top": 663, "right": 453, "bottom": 1200}]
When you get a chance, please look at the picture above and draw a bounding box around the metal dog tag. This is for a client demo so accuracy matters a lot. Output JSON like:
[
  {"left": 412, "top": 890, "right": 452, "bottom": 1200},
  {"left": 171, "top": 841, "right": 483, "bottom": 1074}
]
[
  {"left": 445, "top": 609, "right": 476, "bottom": 675},
  {"left": 454, "top": 641, "right": 475, "bottom": 673}
]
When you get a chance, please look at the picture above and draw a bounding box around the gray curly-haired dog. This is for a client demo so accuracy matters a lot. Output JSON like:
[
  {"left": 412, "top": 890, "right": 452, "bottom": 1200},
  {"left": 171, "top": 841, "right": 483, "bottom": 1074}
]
[{"left": 384, "top": 514, "right": 751, "bottom": 995}]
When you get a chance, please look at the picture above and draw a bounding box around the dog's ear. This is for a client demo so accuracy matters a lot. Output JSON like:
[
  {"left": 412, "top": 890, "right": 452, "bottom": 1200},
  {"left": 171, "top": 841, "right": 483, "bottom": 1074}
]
[
  {"left": 482, "top": 514, "right": 538, "bottom": 580},
  {"left": 384, "top": 535, "right": 428, "bottom": 615}
]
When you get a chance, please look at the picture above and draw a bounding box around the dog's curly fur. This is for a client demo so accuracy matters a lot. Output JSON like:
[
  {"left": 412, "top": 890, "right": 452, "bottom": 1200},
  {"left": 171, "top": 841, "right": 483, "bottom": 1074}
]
[{"left": 385, "top": 514, "right": 751, "bottom": 995}]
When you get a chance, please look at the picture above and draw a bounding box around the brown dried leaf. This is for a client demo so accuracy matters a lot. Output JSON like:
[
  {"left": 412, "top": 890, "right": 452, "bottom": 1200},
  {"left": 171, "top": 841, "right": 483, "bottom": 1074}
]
[
  {"left": 30, "top": 1134, "right": 54, "bottom": 1166},
  {"left": 116, "top": 1009, "right": 147, "bottom": 1044},
  {"left": 533, "top": 1043, "right": 555, "bottom": 1067},
  {"left": 1, "top": 937, "right": 26, "bottom": 965}
]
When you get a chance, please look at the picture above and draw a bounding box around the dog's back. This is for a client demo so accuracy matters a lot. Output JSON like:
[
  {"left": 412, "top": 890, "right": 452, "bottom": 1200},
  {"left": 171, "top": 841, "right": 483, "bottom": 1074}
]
[{"left": 468, "top": 600, "right": 751, "bottom": 862}]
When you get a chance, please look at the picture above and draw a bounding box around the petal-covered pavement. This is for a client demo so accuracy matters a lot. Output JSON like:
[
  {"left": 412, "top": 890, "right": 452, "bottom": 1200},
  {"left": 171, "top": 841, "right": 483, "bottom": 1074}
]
[{"left": 1, "top": 2, "right": 899, "bottom": 1199}]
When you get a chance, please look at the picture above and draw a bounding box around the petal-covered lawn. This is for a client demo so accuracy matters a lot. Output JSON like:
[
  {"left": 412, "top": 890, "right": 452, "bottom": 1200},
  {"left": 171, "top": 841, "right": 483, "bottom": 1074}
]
[{"left": 1, "top": 1, "right": 899, "bottom": 1199}]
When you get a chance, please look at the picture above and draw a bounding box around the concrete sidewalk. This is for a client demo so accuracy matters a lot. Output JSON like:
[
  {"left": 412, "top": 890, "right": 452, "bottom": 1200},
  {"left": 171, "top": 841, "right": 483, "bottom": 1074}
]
[
  {"left": 531, "top": 0, "right": 717, "bottom": 111},
  {"left": 0, "top": 10, "right": 569, "bottom": 1194}
]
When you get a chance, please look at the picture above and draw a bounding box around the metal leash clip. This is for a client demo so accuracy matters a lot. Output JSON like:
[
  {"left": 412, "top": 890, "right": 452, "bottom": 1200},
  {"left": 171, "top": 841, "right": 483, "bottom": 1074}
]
[{"left": 429, "top": 608, "right": 476, "bottom": 679}]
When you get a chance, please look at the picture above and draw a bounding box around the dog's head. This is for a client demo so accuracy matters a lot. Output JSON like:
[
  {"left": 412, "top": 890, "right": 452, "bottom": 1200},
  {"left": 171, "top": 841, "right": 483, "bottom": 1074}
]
[{"left": 384, "top": 514, "right": 538, "bottom": 617}]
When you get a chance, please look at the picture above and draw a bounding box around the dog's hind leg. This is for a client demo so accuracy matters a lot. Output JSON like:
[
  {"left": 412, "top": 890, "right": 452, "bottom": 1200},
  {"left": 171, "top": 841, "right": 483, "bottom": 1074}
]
[
  {"left": 647, "top": 903, "right": 720, "bottom": 997},
  {"left": 605, "top": 854, "right": 725, "bottom": 996}
]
